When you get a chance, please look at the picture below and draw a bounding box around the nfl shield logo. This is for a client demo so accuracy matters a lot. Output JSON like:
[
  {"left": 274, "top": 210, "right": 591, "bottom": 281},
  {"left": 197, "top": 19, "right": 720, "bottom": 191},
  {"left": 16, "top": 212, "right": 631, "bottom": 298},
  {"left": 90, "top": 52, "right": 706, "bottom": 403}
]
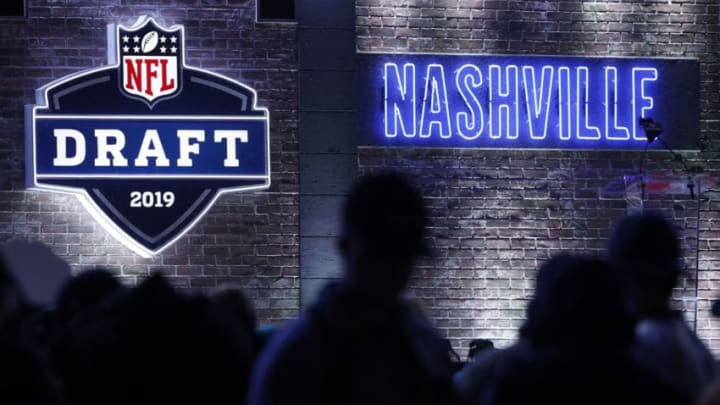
[{"left": 119, "top": 18, "right": 182, "bottom": 106}]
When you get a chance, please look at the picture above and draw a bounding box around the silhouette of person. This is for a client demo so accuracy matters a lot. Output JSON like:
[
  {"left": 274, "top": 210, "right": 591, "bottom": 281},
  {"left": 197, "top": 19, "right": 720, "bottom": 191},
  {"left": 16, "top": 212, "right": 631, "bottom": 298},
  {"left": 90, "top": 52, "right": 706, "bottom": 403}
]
[
  {"left": 456, "top": 253, "right": 684, "bottom": 405},
  {"left": 0, "top": 339, "right": 62, "bottom": 405},
  {"left": 0, "top": 239, "right": 71, "bottom": 308},
  {"left": 0, "top": 247, "right": 64, "bottom": 404},
  {"left": 607, "top": 210, "right": 716, "bottom": 404},
  {"left": 59, "top": 274, "right": 254, "bottom": 405},
  {"left": 50, "top": 267, "right": 127, "bottom": 386},
  {"left": 208, "top": 284, "right": 271, "bottom": 358},
  {"left": 0, "top": 245, "right": 52, "bottom": 357},
  {"left": 53, "top": 267, "right": 125, "bottom": 330},
  {"left": 247, "top": 172, "right": 457, "bottom": 405},
  {"left": 0, "top": 253, "right": 21, "bottom": 334}
]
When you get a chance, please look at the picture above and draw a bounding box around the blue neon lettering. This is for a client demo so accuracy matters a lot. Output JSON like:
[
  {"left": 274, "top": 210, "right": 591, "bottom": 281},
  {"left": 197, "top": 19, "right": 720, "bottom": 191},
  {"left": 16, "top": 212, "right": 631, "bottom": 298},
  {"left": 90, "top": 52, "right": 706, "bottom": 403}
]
[
  {"left": 488, "top": 65, "right": 519, "bottom": 139},
  {"left": 455, "top": 64, "right": 484, "bottom": 140},
  {"left": 384, "top": 63, "right": 416, "bottom": 138},
  {"left": 419, "top": 64, "right": 452, "bottom": 138},
  {"left": 576, "top": 67, "right": 601, "bottom": 140},
  {"left": 633, "top": 67, "right": 658, "bottom": 140},
  {"left": 522, "top": 66, "right": 553, "bottom": 140},
  {"left": 604, "top": 67, "right": 630, "bottom": 140},
  {"left": 380, "top": 61, "right": 662, "bottom": 145},
  {"left": 558, "top": 67, "right": 571, "bottom": 140}
]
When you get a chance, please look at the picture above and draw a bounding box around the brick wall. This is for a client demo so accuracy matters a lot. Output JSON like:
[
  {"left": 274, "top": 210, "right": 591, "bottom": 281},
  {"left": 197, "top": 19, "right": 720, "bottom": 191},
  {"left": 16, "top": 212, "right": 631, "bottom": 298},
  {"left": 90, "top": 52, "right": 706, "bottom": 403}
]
[
  {"left": 3, "top": 0, "right": 720, "bottom": 360},
  {"left": 357, "top": 0, "right": 720, "bottom": 356},
  {"left": 0, "top": 0, "right": 300, "bottom": 323}
]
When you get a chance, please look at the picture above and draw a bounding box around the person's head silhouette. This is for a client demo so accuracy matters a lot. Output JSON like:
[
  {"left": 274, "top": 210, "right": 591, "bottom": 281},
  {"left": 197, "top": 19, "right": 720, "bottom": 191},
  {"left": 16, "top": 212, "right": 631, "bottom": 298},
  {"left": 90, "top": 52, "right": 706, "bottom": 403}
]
[
  {"left": 339, "top": 172, "right": 428, "bottom": 297},
  {"left": 607, "top": 210, "right": 681, "bottom": 319},
  {"left": 521, "top": 253, "right": 634, "bottom": 349},
  {"left": 55, "top": 267, "right": 125, "bottom": 329}
]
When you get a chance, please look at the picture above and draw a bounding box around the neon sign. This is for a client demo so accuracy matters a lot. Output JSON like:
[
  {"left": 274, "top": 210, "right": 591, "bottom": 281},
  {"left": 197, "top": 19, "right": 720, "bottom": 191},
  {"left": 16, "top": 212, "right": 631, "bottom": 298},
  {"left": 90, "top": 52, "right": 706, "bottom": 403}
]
[
  {"left": 25, "top": 16, "right": 270, "bottom": 257},
  {"left": 358, "top": 53, "right": 699, "bottom": 150}
]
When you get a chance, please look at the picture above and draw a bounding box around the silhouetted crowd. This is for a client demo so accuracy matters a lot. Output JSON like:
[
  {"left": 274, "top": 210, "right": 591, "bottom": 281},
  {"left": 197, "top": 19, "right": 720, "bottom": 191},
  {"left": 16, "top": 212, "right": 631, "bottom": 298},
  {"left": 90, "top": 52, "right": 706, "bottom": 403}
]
[{"left": 1, "top": 171, "right": 719, "bottom": 404}]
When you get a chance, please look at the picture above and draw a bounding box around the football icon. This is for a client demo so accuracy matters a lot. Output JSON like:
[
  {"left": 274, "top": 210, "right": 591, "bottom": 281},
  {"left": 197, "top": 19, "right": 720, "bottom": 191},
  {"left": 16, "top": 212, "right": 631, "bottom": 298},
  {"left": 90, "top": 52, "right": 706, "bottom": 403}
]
[{"left": 141, "top": 31, "right": 159, "bottom": 53}]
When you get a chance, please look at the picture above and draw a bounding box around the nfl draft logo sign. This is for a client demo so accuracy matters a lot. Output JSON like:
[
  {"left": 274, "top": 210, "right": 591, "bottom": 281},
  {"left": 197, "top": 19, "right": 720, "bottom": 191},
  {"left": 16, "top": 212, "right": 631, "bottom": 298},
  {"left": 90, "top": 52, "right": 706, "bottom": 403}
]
[{"left": 25, "top": 16, "right": 271, "bottom": 257}]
